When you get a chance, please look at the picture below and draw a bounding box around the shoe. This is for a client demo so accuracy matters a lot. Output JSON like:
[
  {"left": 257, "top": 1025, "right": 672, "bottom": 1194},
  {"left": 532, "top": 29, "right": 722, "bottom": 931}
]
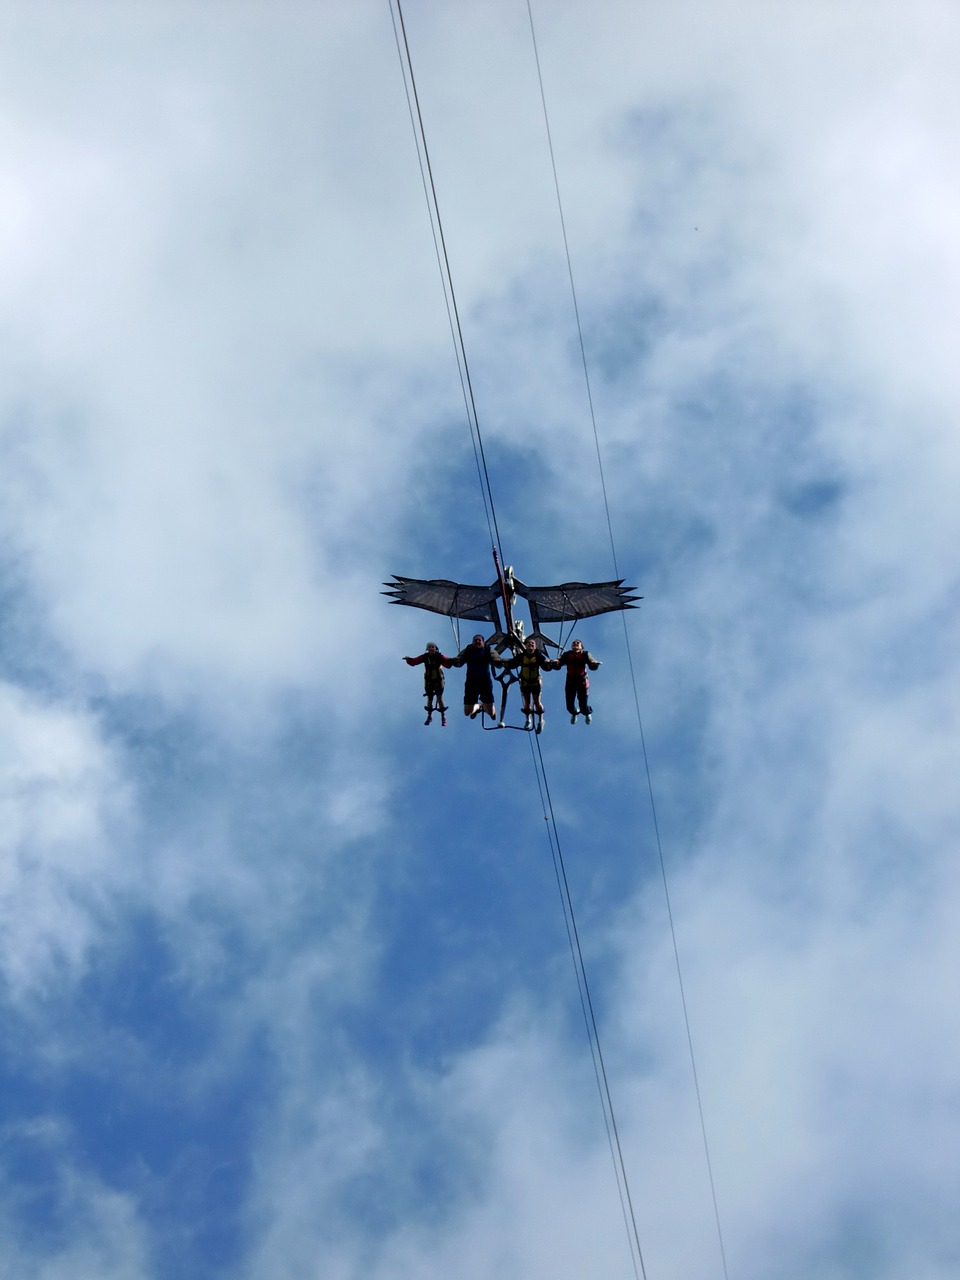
[
  {"left": 585, "top": 714, "right": 592, "bottom": 725},
  {"left": 441, "top": 715, "right": 447, "bottom": 727},
  {"left": 570, "top": 713, "right": 577, "bottom": 724},
  {"left": 424, "top": 715, "right": 432, "bottom": 725},
  {"left": 469, "top": 709, "right": 479, "bottom": 719},
  {"left": 524, "top": 714, "right": 533, "bottom": 730},
  {"left": 535, "top": 716, "right": 543, "bottom": 734}
]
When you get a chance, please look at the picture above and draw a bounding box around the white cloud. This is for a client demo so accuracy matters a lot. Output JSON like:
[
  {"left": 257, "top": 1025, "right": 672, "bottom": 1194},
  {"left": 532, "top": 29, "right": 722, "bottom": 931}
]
[
  {"left": 0, "top": 684, "right": 134, "bottom": 998},
  {"left": 0, "top": 1117, "right": 148, "bottom": 1280},
  {"left": 1, "top": 2, "right": 959, "bottom": 1277}
]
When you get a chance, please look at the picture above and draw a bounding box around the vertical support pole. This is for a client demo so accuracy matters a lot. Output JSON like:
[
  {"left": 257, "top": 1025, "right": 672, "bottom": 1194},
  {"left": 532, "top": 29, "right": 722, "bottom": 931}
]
[{"left": 492, "top": 547, "right": 515, "bottom": 635}]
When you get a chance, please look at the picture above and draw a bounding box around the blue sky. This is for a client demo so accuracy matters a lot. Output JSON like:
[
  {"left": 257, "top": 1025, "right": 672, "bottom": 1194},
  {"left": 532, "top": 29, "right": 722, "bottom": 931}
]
[{"left": 2, "top": 1, "right": 959, "bottom": 1277}]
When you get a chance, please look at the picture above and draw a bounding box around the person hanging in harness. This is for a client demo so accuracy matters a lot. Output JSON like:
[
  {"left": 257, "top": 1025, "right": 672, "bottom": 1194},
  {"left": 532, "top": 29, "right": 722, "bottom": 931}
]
[
  {"left": 503, "top": 636, "right": 553, "bottom": 733},
  {"left": 404, "top": 643, "right": 453, "bottom": 726},
  {"left": 555, "top": 638, "right": 601, "bottom": 724},
  {"left": 452, "top": 633, "right": 503, "bottom": 720}
]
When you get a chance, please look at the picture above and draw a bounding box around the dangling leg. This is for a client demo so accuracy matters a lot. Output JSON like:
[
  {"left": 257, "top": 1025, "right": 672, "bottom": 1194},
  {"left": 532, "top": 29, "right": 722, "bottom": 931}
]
[
  {"left": 481, "top": 679, "right": 496, "bottom": 721},
  {"left": 522, "top": 691, "right": 533, "bottom": 730},
  {"left": 566, "top": 682, "right": 578, "bottom": 723},
  {"left": 464, "top": 677, "right": 481, "bottom": 718},
  {"left": 577, "top": 682, "right": 592, "bottom": 724}
]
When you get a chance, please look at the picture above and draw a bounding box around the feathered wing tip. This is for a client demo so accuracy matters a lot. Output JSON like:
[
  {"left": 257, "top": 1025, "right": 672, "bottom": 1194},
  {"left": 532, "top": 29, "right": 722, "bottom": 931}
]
[
  {"left": 382, "top": 575, "right": 502, "bottom": 623},
  {"left": 528, "top": 631, "right": 560, "bottom": 650},
  {"left": 487, "top": 631, "right": 514, "bottom": 654},
  {"left": 521, "top": 579, "right": 641, "bottom": 622}
]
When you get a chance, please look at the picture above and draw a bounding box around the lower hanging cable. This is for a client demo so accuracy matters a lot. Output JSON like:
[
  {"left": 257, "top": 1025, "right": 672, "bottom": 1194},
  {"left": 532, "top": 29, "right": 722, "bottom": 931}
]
[
  {"left": 526, "top": 4, "right": 730, "bottom": 1276},
  {"left": 530, "top": 733, "right": 648, "bottom": 1280}
]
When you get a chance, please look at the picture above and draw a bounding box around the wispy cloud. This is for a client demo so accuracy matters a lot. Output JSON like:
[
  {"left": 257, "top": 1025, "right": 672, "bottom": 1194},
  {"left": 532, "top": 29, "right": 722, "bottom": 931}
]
[{"left": 1, "top": 2, "right": 958, "bottom": 1277}]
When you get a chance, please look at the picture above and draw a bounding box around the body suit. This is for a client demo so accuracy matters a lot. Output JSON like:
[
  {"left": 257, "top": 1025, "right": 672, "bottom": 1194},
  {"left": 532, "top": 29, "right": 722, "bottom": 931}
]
[
  {"left": 556, "top": 647, "right": 600, "bottom": 717},
  {"left": 405, "top": 649, "right": 451, "bottom": 699},
  {"left": 454, "top": 643, "right": 502, "bottom": 708}
]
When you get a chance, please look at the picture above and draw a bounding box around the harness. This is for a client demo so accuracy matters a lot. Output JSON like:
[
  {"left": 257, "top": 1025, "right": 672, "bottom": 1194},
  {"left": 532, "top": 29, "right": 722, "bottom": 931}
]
[
  {"left": 422, "top": 650, "right": 445, "bottom": 684},
  {"left": 518, "top": 650, "right": 544, "bottom": 688}
]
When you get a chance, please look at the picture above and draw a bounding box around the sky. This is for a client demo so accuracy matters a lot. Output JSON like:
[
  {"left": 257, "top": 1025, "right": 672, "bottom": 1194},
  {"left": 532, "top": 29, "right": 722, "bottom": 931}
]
[{"left": 1, "top": 1, "right": 959, "bottom": 1277}]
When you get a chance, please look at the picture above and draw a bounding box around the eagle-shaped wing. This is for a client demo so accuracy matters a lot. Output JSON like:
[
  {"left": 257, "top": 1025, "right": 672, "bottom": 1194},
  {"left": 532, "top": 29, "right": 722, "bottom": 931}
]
[
  {"left": 520, "top": 580, "right": 640, "bottom": 622},
  {"left": 382, "top": 576, "right": 502, "bottom": 622}
]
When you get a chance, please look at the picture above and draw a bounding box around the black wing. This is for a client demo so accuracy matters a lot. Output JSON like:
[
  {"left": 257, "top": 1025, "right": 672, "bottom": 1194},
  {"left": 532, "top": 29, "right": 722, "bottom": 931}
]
[
  {"left": 520, "top": 579, "right": 640, "bottom": 622},
  {"left": 382, "top": 576, "right": 502, "bottom": 622}
]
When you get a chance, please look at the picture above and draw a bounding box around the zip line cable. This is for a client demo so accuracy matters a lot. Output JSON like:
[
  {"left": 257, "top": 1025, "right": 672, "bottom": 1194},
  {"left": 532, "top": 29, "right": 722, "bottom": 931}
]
[
  {"left": 525, "top": 4, "right": 730, "bottom": 1276},
  {"left": 523, "top": 1, "right": 618, "bottom": 576},
  {"left": 389, "top": 0, "right": 505, "bottom": 565},
  {"left": 389, "top": 4, "right": 648, "bottom": 1275},
  {"left": 524, "top": 740, "right": 637, "bottom": 1265},
  {"left": 530, "top": 732, "right": 647, "bottom": 1280}
]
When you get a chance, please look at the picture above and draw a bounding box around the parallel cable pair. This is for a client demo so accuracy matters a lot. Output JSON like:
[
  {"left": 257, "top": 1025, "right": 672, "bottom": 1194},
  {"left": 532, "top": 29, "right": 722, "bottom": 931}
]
[
  {"left": 390, "top": 3, "right": 728, "bottom": 1278},
  {"left": 528, "top": 731, "right": 647, "bottom": 1279},
  {"left": 389, "top": 1, "right": 646, "bottom": 1273}
]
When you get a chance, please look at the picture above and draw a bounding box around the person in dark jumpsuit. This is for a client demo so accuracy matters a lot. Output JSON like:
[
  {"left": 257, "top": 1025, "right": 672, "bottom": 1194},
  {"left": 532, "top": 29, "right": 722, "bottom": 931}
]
[{"left": 452, "top": 634, "right": 502, "bottom": 719}]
